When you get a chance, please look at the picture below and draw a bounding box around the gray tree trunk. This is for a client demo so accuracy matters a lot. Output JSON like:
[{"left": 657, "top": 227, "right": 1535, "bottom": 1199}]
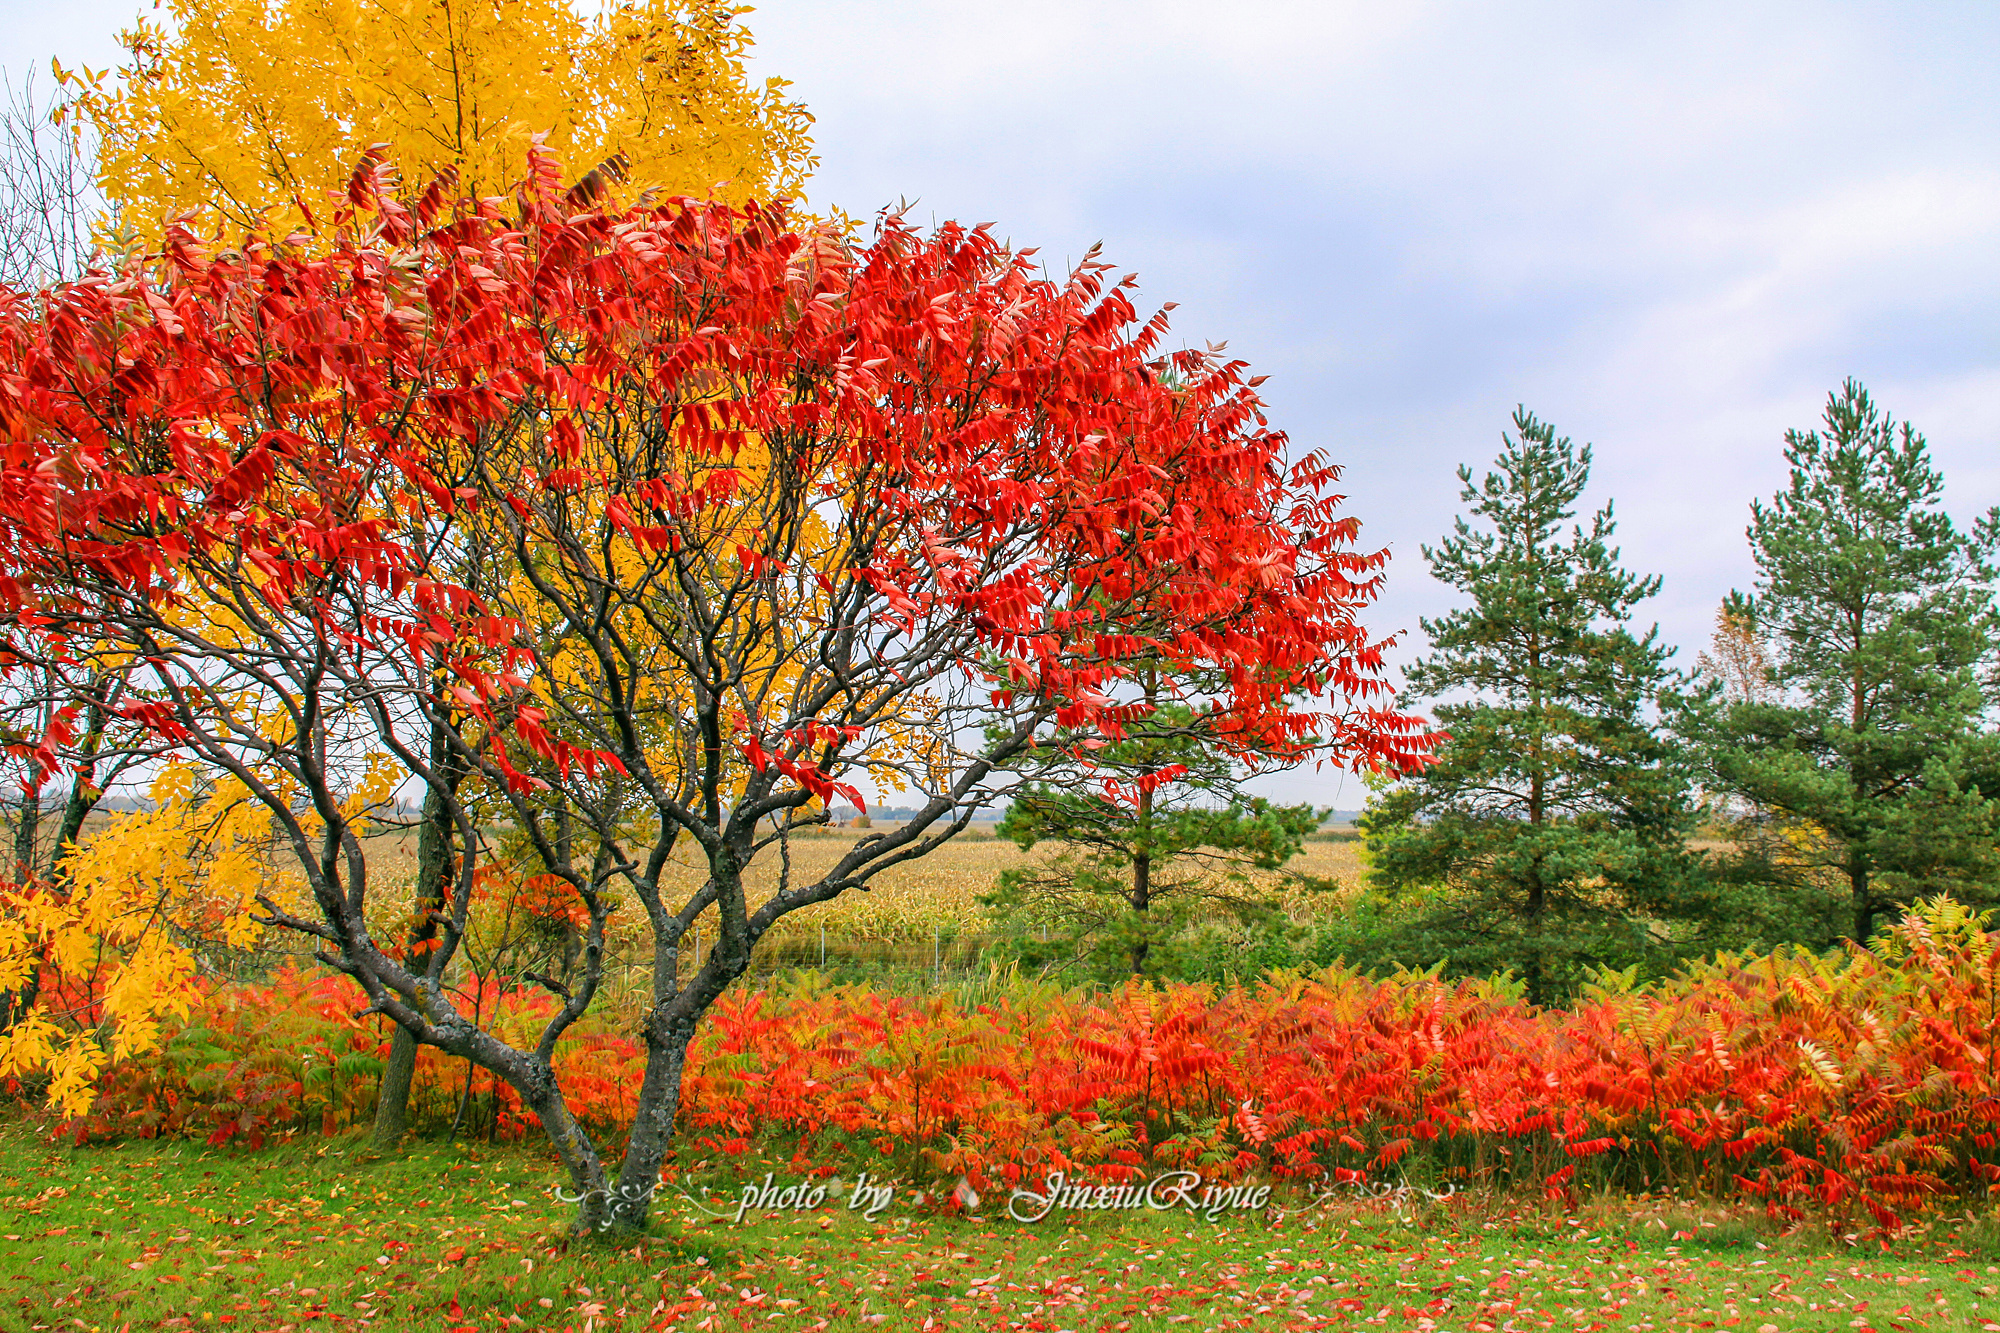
[
  {"left": 607, "top": 1013, "right": 699, "bottom": 1230},
  {"left": 11, "top": 786, "right": 37, "bottom": 880},
  {"left": 371, "top": 1025, "right": 422, "bottom": 1148},
  {"left": 608, "top": 864, "right": 752, "bottom": 1232},
  {"left": 370, "top": 722, "right": 461, "bottom": 1148}
]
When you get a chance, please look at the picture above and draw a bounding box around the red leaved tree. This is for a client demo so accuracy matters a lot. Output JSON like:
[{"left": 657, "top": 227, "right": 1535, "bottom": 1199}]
[{"left": 0, "top": 150, "right": 1430, "bottom": 1232}]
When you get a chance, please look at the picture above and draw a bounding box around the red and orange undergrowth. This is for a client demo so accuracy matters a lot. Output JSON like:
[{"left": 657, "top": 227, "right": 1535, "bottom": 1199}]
[{"left": 36, "top": 899, "right": 2000, "bottom": 1234}]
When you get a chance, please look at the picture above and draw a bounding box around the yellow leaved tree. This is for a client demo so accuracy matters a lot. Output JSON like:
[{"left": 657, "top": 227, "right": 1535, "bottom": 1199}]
[
  {"left": 0, "top": 757, "right": 398, "bottom": 1114},
  {"left": 3, "top": 0, "right": 819, "bottom": 1135},
  {"left": 64, "top": 0, "right": 816, "bottom": 243}
]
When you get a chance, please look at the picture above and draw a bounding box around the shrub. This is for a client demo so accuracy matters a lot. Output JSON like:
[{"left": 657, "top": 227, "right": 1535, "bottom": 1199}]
[{"left": 45, "top": 897, "right": 2000, "bottom": 1234}]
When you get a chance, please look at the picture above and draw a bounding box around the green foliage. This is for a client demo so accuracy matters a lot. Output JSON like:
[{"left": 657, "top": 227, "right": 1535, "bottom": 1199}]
[
  {"left": 984, "top": 695, "right": 1322, "bottom": 982},
  {"left": 1362, "top": 408, "right": 1706, "bottom": 1004},
  {"left": 1702, "top": 380, "right": 2000, "bottom": 943},
  {"left": 1166, "top": 883, "right": 1442, "bottom": 985}
]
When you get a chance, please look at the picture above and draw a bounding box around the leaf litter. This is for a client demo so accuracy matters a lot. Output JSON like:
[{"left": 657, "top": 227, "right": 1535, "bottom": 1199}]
[{"left": 7, "top": 1126, "right": 2000, "bottom": 1332}]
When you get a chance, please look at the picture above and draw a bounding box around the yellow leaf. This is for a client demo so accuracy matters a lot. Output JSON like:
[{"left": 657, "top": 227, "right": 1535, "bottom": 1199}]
[{"left": 77, "top": 0, "right": 816, "bottom": 248}]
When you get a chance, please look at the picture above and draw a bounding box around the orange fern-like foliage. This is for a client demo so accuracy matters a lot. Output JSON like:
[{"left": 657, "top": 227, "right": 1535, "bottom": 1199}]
[{"left": 43, "top": 898, "right": 2000, "bottom": 1233}]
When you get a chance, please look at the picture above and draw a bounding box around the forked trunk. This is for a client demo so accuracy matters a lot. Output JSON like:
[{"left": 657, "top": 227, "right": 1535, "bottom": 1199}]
[
  {"left": 605, "top": 864, "right": 752, "bottom": 1233},
  {"left": 609, "top": 1013, "right": 700, "bottom": 1231}
]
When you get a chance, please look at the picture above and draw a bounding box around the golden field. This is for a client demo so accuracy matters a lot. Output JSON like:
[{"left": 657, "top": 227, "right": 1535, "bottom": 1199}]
[
  {"left": 656, "top": 825, "right": 1368, "bottom": 943},
  {"left": 326, "top": 821, "right": 1369, "bottom": 969}
]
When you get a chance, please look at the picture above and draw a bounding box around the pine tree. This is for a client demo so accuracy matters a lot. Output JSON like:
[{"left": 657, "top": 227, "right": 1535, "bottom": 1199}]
[
  {"left": 985, "top": 677, "right": 1322, "bottom": 982},
  {"left": 1705, "top": 380, "right": 2000, "bottom": 943},
  {"left": 1363, "top": 408, "right": 1701, "bottom": 1005}
]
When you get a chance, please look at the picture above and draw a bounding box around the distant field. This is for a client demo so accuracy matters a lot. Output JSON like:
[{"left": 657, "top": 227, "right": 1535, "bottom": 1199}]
[
  {"left": 338, "top": 821, "right": 1368, "bottom": 948},
  {"left": 65, "top": 807, "right": 1366, "bottom": 960},
  {"left": 599, "top": 826, "right": 1364, "bottom": 947}
]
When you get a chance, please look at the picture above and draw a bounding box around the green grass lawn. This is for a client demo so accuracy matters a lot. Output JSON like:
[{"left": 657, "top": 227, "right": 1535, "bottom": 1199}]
[{"left": 5, "top": 1123, "right": 2000, "bottom": 1333}]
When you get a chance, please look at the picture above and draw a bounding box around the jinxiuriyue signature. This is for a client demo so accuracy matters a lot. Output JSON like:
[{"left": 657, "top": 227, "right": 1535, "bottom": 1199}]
[
  {"left": 1006, "top": 1171, "right": 1272, "bottom": 1223},
  {"left": 558, "top": 1170, "right": 1456, "bottom": 1227}
]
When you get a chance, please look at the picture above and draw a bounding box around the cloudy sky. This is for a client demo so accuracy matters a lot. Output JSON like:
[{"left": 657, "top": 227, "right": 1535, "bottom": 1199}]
[{"left": 5, "top": 0, "right": 1997, "bottom": 804}]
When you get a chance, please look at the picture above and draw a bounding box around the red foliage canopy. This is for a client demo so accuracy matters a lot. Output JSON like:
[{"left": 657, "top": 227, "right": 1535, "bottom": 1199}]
[
  {"left": 0, "top": 151, "right": 1423, "bottom": 779},
  {"left": 0, "top": 149, "right": 1432, "bottom": 1229}
]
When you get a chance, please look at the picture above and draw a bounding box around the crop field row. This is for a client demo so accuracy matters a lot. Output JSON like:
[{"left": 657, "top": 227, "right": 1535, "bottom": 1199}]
[
  {"left": 720, "top": 829, "right": 1368, "bottom": 943},
  {"left": 346, "top": 824, "right": 1368, "bottom": 946}
]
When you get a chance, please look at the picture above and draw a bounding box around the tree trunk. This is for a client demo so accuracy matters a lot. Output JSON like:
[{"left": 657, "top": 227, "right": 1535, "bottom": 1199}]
[
  {"left": 370, "top": 720, "right": 462, "bottom": 1149},
  {"left": 1130, "top": 783, "right": 1153, "bottom": 976},
  {"left": 11, "top": 786, "right": 37, "bottom": 881},
  {"left": 610, "top": 1009, "right": 699, "bottom": 1231},
  {"left": 610, "top": 866, "right": 750, "bottom": 1233},
  {"left": 1129, "top": 672, "right": 1158, "bottom": 978},
  {"left": 1525, "top": 769, "right": 1547, "bottom": 1008},
  {"left": 49, "top": 695, "right": 109, "bottom": 867},
  {"left": 1848, "top": 625, "right": 1873, "bottom": 945},
  {"left": 1850, "top": 852, "right": 1873, "bottom": 945},
  {"left": 0, "top": 790, "right": 42, "bottom": 1029},
  {"left": 372, "top": 1025, "right": 421, "bottom": 1147},
  {"left": 520, "top": 1059, "right": 616, "bottom": 1234},
  {"left": 3, "top": 701, "right": 106, "bottom": 1034},
  {"left": 1522, "top": 859, "right": 1548, "bottom": 1008}
]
